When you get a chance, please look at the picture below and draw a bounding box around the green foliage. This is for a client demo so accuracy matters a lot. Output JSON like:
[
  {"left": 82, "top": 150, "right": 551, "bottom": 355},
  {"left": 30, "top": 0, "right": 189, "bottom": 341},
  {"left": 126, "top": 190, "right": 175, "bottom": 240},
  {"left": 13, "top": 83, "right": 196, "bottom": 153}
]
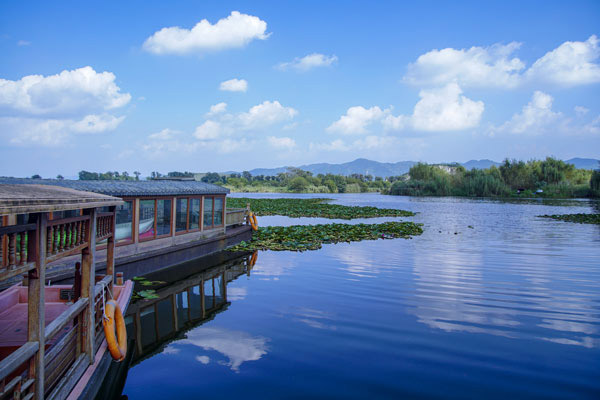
[
  {"left": 538, "top": 213, "right": 600, "bottom": 225},
  {"left": 227, "top": 197, "right": 415, "bottom": 219},
  {"left": 389, "top": 157, "right": 597, "bottom": 199},
  {"left": 228, "top": 222, "right": 423, "bottom": 252},
  {"left": 289, "top": 176, "right": 310, "bottom": 192},
  {"left": 78, "top": 170, "right": 138, "bottom": 181}
]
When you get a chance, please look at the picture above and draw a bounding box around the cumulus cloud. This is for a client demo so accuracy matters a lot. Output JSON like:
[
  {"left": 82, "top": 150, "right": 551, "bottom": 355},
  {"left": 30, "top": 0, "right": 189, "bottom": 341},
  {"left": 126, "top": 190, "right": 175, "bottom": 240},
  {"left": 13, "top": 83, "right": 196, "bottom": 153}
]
[
  {"left": 277, "top": 53, "right": 338, "bottom": 71},
  {"left": 141, "top": 100, "right": 297, "bottom": 157},
  {"left": 327, "top": 106, "right": 389, "bottom": 135},
  {"left": 267, "top": 136, "right": 296, "bottom": 149},
  {"left": 574, "top": 105, "right": 589, "bottom": 117},
  {"left": 309, "top": 136, "right": 397, "bottom": 153},
  {"left": 237, "top": 101, "right": 297, "bottom": 130},
  {"left": 219, "top": 78, "right": 247, "bottom": 92},
  {"left": 404, "top": 42, "right": 524, "bottom": 88},
  {"left": 404, "top": 36, "right": 600, "bottom": 88},
  {"left": 411, "top": 83, "right": 484, "bottom": 131},
  {"left": 207, "top": 102, "right": 227, "bottom": 116},
  {"left": 327, "top": 83, "right": 484, "bottom": 134},
  {"left": 0, "top": 66, "right": 130, "bottom": 146},
  {"left": 526, "top": 35, "right": 600, "bottom": 86},
  {"left": 492, "top": 91, "right": 563, "bottom": 135},
  {"left": 143, "top": 11, "right": 269, "bottom": 55}
]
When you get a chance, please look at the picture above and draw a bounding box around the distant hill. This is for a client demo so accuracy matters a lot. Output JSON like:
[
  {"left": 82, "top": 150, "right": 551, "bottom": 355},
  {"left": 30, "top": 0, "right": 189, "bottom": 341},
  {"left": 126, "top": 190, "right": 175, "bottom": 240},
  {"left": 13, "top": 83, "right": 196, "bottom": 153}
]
[{"left": 229, "top": 157, "right": 599, "bottom": 178}]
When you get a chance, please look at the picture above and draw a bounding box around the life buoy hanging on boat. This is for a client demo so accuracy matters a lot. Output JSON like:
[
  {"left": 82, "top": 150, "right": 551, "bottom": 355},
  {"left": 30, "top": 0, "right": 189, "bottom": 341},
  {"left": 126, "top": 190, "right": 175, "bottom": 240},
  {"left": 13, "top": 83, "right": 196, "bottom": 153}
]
[
  {"left": 249, "top": 212, "right": 258, "bottom": 231},
  {"left": 103, "top": 300, "right": 127, "bottom": 362},
  {"left": 249, "top": 250, "right": 258, "bottom": 267}
]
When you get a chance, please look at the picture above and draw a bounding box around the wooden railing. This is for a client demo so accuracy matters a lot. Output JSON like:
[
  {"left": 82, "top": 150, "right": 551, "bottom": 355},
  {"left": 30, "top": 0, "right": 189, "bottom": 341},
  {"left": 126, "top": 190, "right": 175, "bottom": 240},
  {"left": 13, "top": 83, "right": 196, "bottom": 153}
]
[
  {"left": 43, "top": 298, "right": 88, "bottom": 398},
  {"left": 96, "top": 213, "right": 114, "bottom": 242},
  {"left": 0, "top": 223, "right": 37, "bottom": 281},
  {"left": 225, "top": 208, "right": 246, "bottom": 227},
  {"left": 46, "top": 216, "right": 90, "bottom": 263},
  {"left": 92, "top": 275, "right": 112, "bottom": 351},
  {"left": 0, "top": 341, "right": 39, "bottom": 400}
]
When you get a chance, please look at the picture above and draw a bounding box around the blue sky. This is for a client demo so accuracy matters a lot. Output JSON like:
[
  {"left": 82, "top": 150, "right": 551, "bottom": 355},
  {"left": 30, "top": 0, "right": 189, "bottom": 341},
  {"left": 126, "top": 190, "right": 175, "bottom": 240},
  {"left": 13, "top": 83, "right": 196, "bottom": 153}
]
[{"left": 1, "top": 0, "right": 599, "bottom": 177}]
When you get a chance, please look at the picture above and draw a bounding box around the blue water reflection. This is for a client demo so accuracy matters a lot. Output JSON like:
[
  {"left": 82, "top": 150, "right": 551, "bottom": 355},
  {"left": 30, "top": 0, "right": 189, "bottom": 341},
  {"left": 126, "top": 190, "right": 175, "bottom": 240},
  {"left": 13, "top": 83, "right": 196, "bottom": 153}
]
[{"left": 123, "top": 194, "right": 600, "bottom": 399}]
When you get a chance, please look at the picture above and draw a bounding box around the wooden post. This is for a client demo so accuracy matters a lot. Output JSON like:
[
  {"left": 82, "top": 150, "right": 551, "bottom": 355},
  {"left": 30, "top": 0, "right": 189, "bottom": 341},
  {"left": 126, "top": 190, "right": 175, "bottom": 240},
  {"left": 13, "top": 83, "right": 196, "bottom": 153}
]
[
  {"left": 222, "top": 272, "right": 227, "bottom": 303},
  {"left": 133, "top": 198, "right": 140, "bottom": 244},
  {"left": 106, "top": 206, "right": 116, "bottom": 292},
  {"left": 200, "top": 280, "right": 205, "bottom": 319},
  {"left": 81, "top": 208, "right": 97, "bottom": 364},
  {"left": 28, "top": 212, "right": 46, "bottom": 399},
  {"left": 171, "top": 293, "right": 178, "bottom": 332}
]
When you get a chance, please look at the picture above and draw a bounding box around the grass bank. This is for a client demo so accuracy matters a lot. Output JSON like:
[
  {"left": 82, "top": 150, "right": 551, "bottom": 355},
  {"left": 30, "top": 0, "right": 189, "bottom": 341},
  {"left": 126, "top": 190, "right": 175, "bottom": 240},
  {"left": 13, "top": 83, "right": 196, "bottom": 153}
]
[{"left": 538, "top": 213, "right": 600, "bottom": 225}]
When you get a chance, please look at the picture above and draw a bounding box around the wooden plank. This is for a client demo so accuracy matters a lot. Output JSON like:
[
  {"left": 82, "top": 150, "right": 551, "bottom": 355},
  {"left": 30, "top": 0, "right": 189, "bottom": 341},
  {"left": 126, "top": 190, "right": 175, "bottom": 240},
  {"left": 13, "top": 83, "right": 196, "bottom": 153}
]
[
  {"left": 44, "top": 326, "right": 77, "bottom": 367},
  {"left": 93, "top": 275, "right": 113, "bottom": 297},
  {"left": 0, "top": 342, "right": 39, "bottom": 381},
  {"left": 47, "top": 215, "right": 90, "bottom": 227},
  {"left": 44, "top": 298, "right": 88, "bottom": 341},
  {"left": 0, "top": 376, "right": 21, "bottom": 397},
  {"left": 22, "top": 393, "right": 34, "bottom": 400},
  {"left": 0, "top": 261, "right": 35, "bottom": 281},
  {"left": 81, "top": 207, "right": 97, "bottom": 364},
  {"left": 0, "top": 223, "right": 37, "bottom": 235},
  {"left": 46, "top": 353, "right": 88, "bottom": 400},
  {"left": 30, "top": 211, "right": 46, "bottom": 400}
]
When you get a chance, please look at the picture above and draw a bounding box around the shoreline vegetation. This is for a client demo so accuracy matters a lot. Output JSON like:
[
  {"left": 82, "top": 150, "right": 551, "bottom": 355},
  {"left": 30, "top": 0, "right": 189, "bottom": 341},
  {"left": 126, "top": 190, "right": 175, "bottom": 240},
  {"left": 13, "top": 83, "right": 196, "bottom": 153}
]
[
  {"left": 228, "top": 222, "right": 424, "bottom": 252},
  {"left": 538, "top": 213, "right": 600, "bottom": 225},
  {"left": 227, "top": 197, "right": 415, "bottom": 219}
]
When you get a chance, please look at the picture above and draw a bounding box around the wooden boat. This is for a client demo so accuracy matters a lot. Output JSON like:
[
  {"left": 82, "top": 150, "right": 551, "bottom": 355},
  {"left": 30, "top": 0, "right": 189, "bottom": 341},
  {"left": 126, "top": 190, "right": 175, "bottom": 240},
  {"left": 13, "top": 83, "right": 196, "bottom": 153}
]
[{"left": 0, "top": 184, "right": 133, "bottom": 400}]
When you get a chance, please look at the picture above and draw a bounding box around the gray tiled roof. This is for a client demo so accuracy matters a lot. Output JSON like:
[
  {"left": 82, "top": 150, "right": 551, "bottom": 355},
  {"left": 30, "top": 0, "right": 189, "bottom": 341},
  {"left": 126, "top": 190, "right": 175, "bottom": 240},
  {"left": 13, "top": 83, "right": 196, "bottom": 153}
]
[{"left": 0, "top": 178, "right": 229, "bottom": 197}]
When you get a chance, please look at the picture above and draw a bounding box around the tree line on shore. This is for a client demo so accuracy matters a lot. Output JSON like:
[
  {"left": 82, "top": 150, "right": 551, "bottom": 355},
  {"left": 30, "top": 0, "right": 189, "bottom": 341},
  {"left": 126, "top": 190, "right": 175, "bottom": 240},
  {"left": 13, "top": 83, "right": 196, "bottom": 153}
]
[{"left": 388, "top": 158, "right": 600, "bottom": 198}]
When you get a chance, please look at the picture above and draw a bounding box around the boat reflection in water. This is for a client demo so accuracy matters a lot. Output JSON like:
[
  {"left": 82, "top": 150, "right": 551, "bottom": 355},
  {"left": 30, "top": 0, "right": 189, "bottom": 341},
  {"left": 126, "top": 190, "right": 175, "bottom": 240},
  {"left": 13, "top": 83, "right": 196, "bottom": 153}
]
[{"left": 97, "top": 250, "right": 257, "bottom": 399}]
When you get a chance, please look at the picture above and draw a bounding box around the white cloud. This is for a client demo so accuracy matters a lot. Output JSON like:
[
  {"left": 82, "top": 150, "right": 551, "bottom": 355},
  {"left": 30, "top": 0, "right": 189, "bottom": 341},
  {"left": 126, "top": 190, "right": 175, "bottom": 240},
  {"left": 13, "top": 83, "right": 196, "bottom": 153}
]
[
  {"left": 207, "top": 102, "right": 227, "bottom": 116},
  {"left": 17, "top": 40, "right": 30, "bottom": 46},
  {"left": 493, "top": 91, "right": 562, "bottom": 135},
  {"left": 309, "top": 139, "right": 350, "bottom": 152},
  {"left": 0, "top": 66, "right": 130, "bottom": 116},
  {"left": 267, "top": 136, "right": 296, "bottom": 149},
  {"left": 309, "top": 136, "right": 396, "bottom": 153},
  {"left": 574, "top": 105, "right": 589, "bottom": 117},
  {"left": 404, "top": 42, "right": 524, "bottom": 88},
  {"left": 404, "top": 36, "right": 600, "bottom": 88},
  {"left": 526, "top": 35, "right": 600, "bottom": 86},
  {"left": 278, "top": 53, "right": 338, "bottom": 71},
  {"left": 237, "top": 100, "right": 297, "bottom": 130},
  {"left": 149, "top": 128, "right": 179, "bottom": 140},
  {"left": 143, "top": 11, "right": 269, "bottom": 55},
  {"left": 219, "top": 78, "right": 247, "bottom": 92},
  {"left": 328, "top": 83, "right": 484, "bottom": 134},
  {"left": 411, "top": 83, "right": 484, "bottom": 131},
  {"left": 0, "top": 66, "right": 130, "bottom": 146},
  {"left": 194, "top": 120, "right": 222, "bottom": 140},
  {"left": 327, "top": 106, "right": 389, "bottom": 135}
]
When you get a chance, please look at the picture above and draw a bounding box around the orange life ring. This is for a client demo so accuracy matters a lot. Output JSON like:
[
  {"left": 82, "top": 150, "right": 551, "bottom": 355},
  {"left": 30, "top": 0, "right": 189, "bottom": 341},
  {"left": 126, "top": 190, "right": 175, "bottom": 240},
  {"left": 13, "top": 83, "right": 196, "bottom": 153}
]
[
  {"left": 103, "top": 300, "right": 127, "bottom": 362},
  {"left": 249, "top": 250, "right": 258, "bottom": 267},
  {"left": 249, "top": 212, "right": 258, "bottom": 231}
]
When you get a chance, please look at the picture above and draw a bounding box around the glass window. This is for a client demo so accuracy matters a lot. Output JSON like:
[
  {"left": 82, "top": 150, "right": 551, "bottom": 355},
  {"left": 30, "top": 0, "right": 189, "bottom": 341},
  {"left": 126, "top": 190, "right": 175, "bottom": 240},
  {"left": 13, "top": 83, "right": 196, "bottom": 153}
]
[
  {"left": 51, "top": 210, "right": 80, "bottom": 220},
  {"left": 175, "top": 198, "right": 188, "bottom": 232},
  {"left": 115, "top": 201, "right": 133, "bottom": 243},
  {"left": 139, "top": 200, "right": 155, "bottom": 240},
  {"left": 214, "top": 198, "right": 224, "bottom": 226},
  {"left": 156, "top": 199, "right": 172, "bottom": 236},
  {"left": 203, "top": 197, "right": 213, "bottom": 228},
  {"left": 190, "top": 198, "right": 200, "bottom": 230}
]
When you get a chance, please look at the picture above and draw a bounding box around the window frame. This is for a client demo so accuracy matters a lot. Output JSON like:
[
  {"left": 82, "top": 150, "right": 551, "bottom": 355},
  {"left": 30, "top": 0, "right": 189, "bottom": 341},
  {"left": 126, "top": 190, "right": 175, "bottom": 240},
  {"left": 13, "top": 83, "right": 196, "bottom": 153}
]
[
  {"left": 175, "top": 196, "right": 203, "bottom": 235},
  {"left": 139, "top": 197, "right": 174, "bottom": 242},
  {"left": 202, "top": 195, "right": 225, "bottom": 230},
  {"left": 116, "top": 198, "right": 135, "bottom": 247}
]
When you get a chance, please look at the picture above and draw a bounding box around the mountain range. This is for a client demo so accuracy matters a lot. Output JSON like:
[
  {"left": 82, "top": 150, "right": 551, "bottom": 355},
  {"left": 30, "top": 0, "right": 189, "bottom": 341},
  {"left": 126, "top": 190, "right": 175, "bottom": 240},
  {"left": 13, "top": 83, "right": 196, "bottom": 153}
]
[{"left": 238, "top": 157, "right": 599, "bottom": 178}]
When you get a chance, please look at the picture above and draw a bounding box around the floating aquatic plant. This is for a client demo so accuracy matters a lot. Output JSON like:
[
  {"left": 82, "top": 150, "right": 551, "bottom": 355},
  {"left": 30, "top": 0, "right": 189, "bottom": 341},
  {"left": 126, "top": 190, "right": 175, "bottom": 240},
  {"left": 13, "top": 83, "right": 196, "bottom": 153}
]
[
  {"left": 228, "top": 222, "right": 423, "bottom": 252},
  {"left": 132, "top": 289, "right": 160, "bottom": 300},
  {"left": 227, "top": 197, "right": 415, "bottom": 219},
  {"left": 538, "top": 213, "right": 600, "bottom": 225}
]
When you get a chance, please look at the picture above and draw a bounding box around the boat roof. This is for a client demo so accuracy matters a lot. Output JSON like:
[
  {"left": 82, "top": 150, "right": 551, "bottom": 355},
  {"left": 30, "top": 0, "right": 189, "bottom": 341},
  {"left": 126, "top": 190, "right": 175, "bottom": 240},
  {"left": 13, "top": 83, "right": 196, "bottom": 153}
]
[
  {"left": 0, "top": 184, "right": 123, "bottom": 216},
  {"left": 0, "top": 178, "right": 229, "bottom": 197}
]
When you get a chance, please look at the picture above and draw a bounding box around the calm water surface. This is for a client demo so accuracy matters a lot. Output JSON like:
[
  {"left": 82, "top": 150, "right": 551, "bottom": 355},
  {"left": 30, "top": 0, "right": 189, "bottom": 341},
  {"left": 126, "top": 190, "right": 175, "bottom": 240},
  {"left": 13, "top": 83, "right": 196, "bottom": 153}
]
[{"left": 122, "top": 194, "right": 600, "bottom": 399}]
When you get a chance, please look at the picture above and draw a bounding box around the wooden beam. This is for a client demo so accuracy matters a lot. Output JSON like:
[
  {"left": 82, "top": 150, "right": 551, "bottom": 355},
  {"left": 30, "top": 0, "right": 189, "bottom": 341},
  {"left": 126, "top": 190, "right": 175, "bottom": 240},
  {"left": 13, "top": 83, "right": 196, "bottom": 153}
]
[
  {"left": 44, "top": 298, "right": 88, "bottom": 341},
  {"left": 28, "top": 212, "right": 46, "bottom": 399},
  {"left": 106, "top": 205, "right": 116, "bottom": 292},
  {"left": 0, "top": 342, "right": 39, "bottom": 382},
  {"left": 80, "top": 207, "right": 97, "bottom": 365},
  {"left": 133, "top": 198, "right": 140, "bottom": 244}
]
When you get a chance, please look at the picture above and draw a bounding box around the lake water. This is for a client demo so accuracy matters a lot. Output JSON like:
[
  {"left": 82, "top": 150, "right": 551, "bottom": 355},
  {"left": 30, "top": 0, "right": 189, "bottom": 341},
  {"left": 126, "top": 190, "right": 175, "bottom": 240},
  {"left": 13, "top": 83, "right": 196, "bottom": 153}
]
[{"left": 121, "top": 194, "right": 600, "bottom": 399}]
